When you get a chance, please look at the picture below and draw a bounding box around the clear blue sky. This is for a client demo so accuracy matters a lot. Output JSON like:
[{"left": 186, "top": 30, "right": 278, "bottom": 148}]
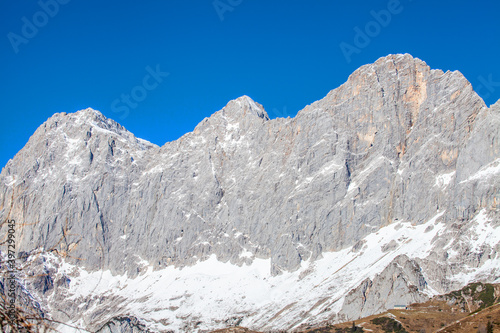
[{"left": 1, "top": 0, "right": 499, "bottom": 168}]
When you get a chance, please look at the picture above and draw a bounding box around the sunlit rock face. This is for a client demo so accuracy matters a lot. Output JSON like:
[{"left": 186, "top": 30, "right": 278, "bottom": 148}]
[{"left": 1, "top": 54, "right": 498, "bottom": 332}]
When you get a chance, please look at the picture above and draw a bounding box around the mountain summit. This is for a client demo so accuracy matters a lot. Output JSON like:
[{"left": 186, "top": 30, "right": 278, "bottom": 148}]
[{"left": 0, "top": 54, "right": 498, "bottom": 332}]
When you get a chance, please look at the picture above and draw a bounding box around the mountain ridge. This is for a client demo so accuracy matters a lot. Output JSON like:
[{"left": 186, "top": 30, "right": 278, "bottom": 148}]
[
  {"left": 2, "top": 53, "right": 485, "bottom": 172},
  {"left": 0, "top": 53, "right": 498, "bottom": 332}
]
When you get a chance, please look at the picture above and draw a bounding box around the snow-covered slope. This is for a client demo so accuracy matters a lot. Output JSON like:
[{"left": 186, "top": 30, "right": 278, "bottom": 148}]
[{"left": 30, "top": 208, "right": 497, "bottom": 332}]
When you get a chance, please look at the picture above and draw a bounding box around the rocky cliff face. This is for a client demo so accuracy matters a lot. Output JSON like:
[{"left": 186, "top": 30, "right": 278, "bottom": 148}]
[{"left": 0, "top": 54, "right": 498, "bottom": 332}]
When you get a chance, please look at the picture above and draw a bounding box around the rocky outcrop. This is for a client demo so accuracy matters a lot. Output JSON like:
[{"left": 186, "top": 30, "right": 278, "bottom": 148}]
[
  {"left": 96, "top": 317, "right": 154, "bottom": 333},
  {"left": 338, "top": 255, "right": 428, "bottom": 321}
]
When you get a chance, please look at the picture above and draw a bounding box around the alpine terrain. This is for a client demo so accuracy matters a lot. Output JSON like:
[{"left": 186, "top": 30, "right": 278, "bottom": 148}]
[{"left": 0, "top": 54, "right": 499, "bottom": 332}]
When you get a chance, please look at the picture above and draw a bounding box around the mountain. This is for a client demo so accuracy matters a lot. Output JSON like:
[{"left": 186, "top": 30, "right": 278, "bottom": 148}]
[{"left": 0, "top": 54, "right": 499, "bottom": 332}]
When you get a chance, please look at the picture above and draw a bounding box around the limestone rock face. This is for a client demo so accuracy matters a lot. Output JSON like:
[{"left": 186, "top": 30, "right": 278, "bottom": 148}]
[
  {"left": 338, "top": 255, "right": 428, "bottom": 321},
  {"left": 0, "top": 54, "right": 498, "bottom": 332}
]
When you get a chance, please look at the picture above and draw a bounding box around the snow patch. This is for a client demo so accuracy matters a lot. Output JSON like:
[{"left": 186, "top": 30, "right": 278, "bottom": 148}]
[
  {"left": 144, "top": 165, "right": 164, "bottom": 174},
  {"left": 434, "top": 171, "right": 455, "bottom": 188},
  {"left": 347, "top": 156, "right": 389, "bottom": 194},
  {"left": 460, "top": 158, "right": 500, "bottom": 183},
  {"left": 468, "top": 209, "right": 500, "bottom": 251},
  {"left": 3, "top": 175, "right": 17, "bottom": 187},
  {"left": 239, "top": 249, "right": 253, "bottom": 259}
]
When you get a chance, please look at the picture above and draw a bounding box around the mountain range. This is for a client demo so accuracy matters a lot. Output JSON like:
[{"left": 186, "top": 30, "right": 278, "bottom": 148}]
[{"left": 0, "top": 53, "right": 499, "bottom": 332}]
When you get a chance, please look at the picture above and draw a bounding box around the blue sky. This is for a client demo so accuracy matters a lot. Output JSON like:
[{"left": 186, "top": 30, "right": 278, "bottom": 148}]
[{"left": 1, "top": 0, "right": 499, "bottom": 168}]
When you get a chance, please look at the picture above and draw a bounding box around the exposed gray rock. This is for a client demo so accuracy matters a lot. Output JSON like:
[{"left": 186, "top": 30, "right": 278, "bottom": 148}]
[
  {"left": 338, "top": 255, "right": 428, "bottom": 321},
  {"left": 0, "top": 54, "right": 498, "bottom": 332},
  {"left": 96, "top": 317, "right": 153, "bottom": 333}
]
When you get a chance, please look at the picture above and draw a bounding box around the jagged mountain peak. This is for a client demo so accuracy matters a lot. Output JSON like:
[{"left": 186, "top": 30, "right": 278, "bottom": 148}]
[
  {"left": 348, "top": 53, "right": 429, "bottom": 78},
  {"left": 75, "top": 106, "right": 102, "bottom": 116},
  {"left": 42, "top": 107, "right": 155, "bottom": 149},
  {"left": 220, "top": 95, "right": 269, "bottom": 121},
  {"left": 305, "top": 53, "right": 485, "bottom": 139},
  {"left": 51, "top": 107, "right": 127, "bottom": 136},
  {"left": 72, "top": 107, "right": 111, "bottom": 126},
  {"left": 343, "top": 53, "right": 475, "bottom": 95},
  {"left": 190, "top": 95, "right": 269, "bottom": 141},
  {"left": 0, "top": 106, "right": 156, "bottom": 186}
]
